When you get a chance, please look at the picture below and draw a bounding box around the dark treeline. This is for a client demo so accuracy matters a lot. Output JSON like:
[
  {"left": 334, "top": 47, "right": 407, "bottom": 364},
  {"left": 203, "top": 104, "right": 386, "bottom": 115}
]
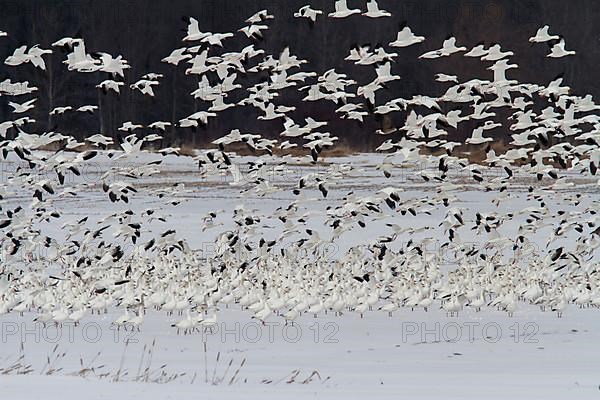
[{"left": 1, "top": 0, "right": 599, "bottom": 150}]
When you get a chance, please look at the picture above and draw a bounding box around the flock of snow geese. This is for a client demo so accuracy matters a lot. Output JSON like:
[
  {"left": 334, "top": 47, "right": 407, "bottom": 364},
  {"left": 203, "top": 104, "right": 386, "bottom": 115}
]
[{"left": 0, "top": 2, "right": 599, "bottom": 333}]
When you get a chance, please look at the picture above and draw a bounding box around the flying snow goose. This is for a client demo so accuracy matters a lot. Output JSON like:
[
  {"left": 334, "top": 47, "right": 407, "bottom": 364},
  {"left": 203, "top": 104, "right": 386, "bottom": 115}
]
[
  {"left": 547, "top": 38, "right": 576, "bottom": 58},
  {"left": 481, "top": 44, "right": 514, "bottom": 61},
  {"left": 96, "top": 79, "right": 124, "bottom": 94},
  {"left": 466, "top": 126, "right": 493, "bottom": 145},
  {"left": 419, "top": 37, "right": 466, "bottom": 59},
  {"left": 435, "top": 73, "right": 458, "bottom": 83},
  {"left": 529, "top": 25, "right": 559, "bottom": 43},
  {"left": 161, "top": 47, "right": 191, "bottom": 65},
  {"left": 294, "top": 5, "right": 323, "bottom": 23},
  {"left": 390, "top": 26, "right": 425, "bottom": 47},
  {"left": 245, "top": 9, "right": 274, "bottom": 23},
  {"left": 328, "top": 0, "right": 361, "bottom": 18},
  {"left": 464, "top": 42, "right": 488, "bottom": 57},
  {"left": 130, "top": 78, "right": 159, "bottom": 96},
  {"left": 148, "top": 121, "right": 172, "bottom": 131},
  {"left": 8, "top": 98, "right": 37, "bottom": 114},
  {"left": 183, "top": 17, "right": 209, "bottom": 41},
  {"left": 49, "top": 106, "right": 72, "bottom": 115},
  {"left": 362, "top": 0, "right": 391, "bottom": 18},
  {"left": 77, "top": 105, "right": 98, "bottom": 114},
  {"left": 201, "top": 32, "right": 234, "bottom": 47},
  {"left": 118, "top": 121, "right": 143, "bottom": 132},
  {"left": 239, "top": 24, "right": 269, "bottom": 40}
]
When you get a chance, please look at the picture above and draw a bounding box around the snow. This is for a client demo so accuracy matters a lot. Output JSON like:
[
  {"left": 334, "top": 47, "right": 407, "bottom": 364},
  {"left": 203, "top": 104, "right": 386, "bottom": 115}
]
[
  {"left": 0, "top": 152, "right": 599, "bottom": 399},
  {"left": 1, "top": 306, "right": 599, "bottom": 399}
]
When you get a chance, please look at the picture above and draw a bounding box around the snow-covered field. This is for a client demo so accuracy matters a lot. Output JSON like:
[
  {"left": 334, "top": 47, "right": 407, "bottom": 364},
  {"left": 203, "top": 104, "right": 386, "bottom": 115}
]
[
  {"left": 2, "top": 306, "right": 600, "bottom": 399},
  {"left": 1, "top": 152, "right": 599, "bottom": 399}
]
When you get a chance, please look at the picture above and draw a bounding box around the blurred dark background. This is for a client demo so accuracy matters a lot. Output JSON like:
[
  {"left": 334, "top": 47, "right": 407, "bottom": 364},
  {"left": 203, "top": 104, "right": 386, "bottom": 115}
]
[{"left": 0, "top": 0, "right": 598, "bottom": 150}]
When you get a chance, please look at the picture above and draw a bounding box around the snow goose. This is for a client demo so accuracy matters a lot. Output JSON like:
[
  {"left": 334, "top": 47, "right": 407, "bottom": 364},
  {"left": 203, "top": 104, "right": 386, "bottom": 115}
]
[
  {"left": 529, "top": 25, "right": 559, "bottom": 43},
  {"left": 245, "top": 9, "right": 274, "bottom": 24},
  {"left": 328, "top": 0, "right": 361, "bottom": 18},
  {"left": 172, "top": 310, "right": 195, "bottom": 335},
  {"left": 238, "top": 24, "right": 269, "bottom": 40},
  {"left": 420, "top": 37, "right": 466, "bottom": 59},
  {"left": 183, "top": 17, "right": 209, "bottom": 41},
  {"left": 68, "top": 308, "right": 86, "bottom": 326},
  {"left": 49, "top": 106, "right": 72, "bottom": 115},
  {"left": 442, "top": 295, "right": 461, "bottom": 317},
  {"left": 96, "top": 79, "right": 124, "bottom": 94},
  {"left": 466, "top": 126, "right": 493, "bottom": 145},
  {"left": 198, "top": 313, "right": 218, "bottom": 333},
  {"left": 362, "top": 0, "right": 391, "bottom": 18},
  {"left": 161, "top": 47, "right": 191, "bottom": 65},
  {"left": 551, "top": 294, "right": 567, "bottom": 318},
  {"left": 464, "top": 43, "right": 488, "bottom": 57},
  {"left": 389, "top": 26, "right": 425, "bottom": 47},
  {"left": 294, "top": 5, "right": 323, "bottom": 23},
  {"left": 283, "top": 308, "right": 300, "bottom": 325},
  {"left": 77, "top": 105, "right": 98, "bottom": 114},
  {"left": 52, "top": 307, "right": 70, "bottom": 327},
  {"left": 435, "top": 73, "right": 458, "bottom": 83},
  {"left": 8, "top": 98, "right": 37, "bottom": 114},
  {"left": 379, "top": 302, "right": 398, "bottom": 317},
  {"left": 547, "top": 38, "right": 576, "bottom": 58},
  {"left": 481, "top": 44, "right": 514, "bottom": 61}
]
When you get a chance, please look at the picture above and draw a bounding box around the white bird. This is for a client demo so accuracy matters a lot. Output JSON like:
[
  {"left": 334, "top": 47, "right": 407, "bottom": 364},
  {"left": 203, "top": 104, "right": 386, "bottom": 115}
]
[
  {"left": 183, "top": 17, "right": 209, "bottom": 41},
  {"left": 419, "top": 37, "right": 466, "bottom": 59},
  {"left": 148, "top": 121, "right": 172, "bottom": 131},
  {"left": 464, "top": 43, "right": 488, "bottom": 57},
  {"left": 98, "top": 53, "right": 130, "bottom": 77},
  {"left": 435, "top": 73, "right": 458, "bottom": 83},
  {"left": 529, "top": 25, "right": 559, "bottom": 43},
  {"left": 389, "top": 26, "right": 425, "bottom": 47},
  {"left": 547, "top": 38, "right": 576, "bottom": 58},
  {"left": 374, "top": 62, "right": 400, "bottom": 84},
  {"left": 161, "top": 47, "right": 192, "bottom": 65},
  {"left": 77, "top": 105, "right": 98, "bottom": 114},
  {"left": 87, "top": 134, "right": 114, "bottom": 147},
  {"left": 49, "top": 106, "right": 72, "bottom": 115},
  {"left": 201, "top": 32, "right": 234, "bottom": 47},
  {"left": 130, "top": 79, "right": 159, "bottom": 96},
  {"left": 328, "top": 0, "right": 361, "bottom": 18},
  {"left": 170, "top": 309, "right": 194, "bottom": 334},
  {"left": 8, "top": 98, "right": 37, "bottom": 114},
  {"left": 238, "top": 24, "right": 269, "bottom": 40},
  {"left": 362, "top": 0, "right": 391, "bottom": 18},
  {"left": 245, "top": 9, "right": 274, "bottom": 24},
  {"left": 118, "top": 121, "right": 143, "bottom": 132},
  {"left": 96, "top": 79, "right": 124, "bottom": 94},
  {"left": 294, "top": 5, "right": 323, "bottom": 23},
  {"left": 481, "top": 44, "right": 513, "bottom": 61},
  {"left": 112, "top": 310, "right": 130, "bottom": 331},
  {"left": 466, "top": 126, "right": 493, "bottom": 145}
]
